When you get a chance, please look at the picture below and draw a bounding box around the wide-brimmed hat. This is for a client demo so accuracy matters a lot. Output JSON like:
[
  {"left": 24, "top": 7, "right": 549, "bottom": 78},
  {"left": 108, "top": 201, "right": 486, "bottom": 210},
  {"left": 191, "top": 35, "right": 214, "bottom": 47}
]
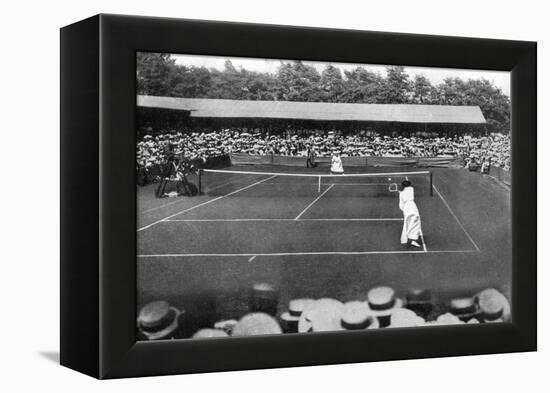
[
  {"left": 449, "top": 297, "right": 478, "bottom": 321},
  {"left": 231, "top": 313, "right": 282, "bottom": 336},
  {"left": 280, "top": 298, "right": 315, "bottom": 333},
  {"left": 137, "top": 300, "right": 181, "bottom": 340},
  {"left": 475, "top": 288, "right": 511, "bottom": 323},
  {"left": 192, "top": 328, "right": 229, "bottom": 339},
  {"left": 340, "top": 301, "right": 379, "bottom": 330},
  {"left": 432, "top": 312, "right": 464, "bottom": 326},
  {"left": 289, "top": 298, "right": 316, "bottom": 317},
  {"left": 298, "top": 298, "right": 345, "bottom": 333},
  {"left": 366, "top": 286, "right": 404, "bottom": 317},
  {"left": 388, "top": 308, "right": 425, "bottom": 328},
  {"left": 213, "top": 319, "right": 238, "bottom": 335}
]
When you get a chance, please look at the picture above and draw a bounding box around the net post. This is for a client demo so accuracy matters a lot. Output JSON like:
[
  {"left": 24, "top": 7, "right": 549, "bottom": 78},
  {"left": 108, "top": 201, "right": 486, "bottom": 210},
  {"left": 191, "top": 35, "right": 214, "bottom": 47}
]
[
  {"left": 430, "top": 171, "right": 433, "bottom": 196},
  {"left": 318, "top": 176, "right": 321, "bottom": 193},
  {"left": 198, "top": 169, "right": 203, "bottom": 195}
]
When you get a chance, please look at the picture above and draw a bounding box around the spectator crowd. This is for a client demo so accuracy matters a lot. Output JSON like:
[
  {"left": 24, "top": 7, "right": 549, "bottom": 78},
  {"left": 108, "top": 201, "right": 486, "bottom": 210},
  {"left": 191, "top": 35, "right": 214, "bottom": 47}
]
[
  {"left": 136, "top": 129, "right": 511, "bottom": 175},
  {"left": 137, "top": 283, "right": 511, "bottom": 340}
]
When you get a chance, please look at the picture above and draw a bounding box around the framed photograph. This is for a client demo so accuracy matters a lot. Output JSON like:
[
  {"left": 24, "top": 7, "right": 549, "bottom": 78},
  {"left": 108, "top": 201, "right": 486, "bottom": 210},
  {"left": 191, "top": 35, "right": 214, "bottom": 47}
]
[{"left": 61, "top": 14, "right": 536, "bottom": 379}]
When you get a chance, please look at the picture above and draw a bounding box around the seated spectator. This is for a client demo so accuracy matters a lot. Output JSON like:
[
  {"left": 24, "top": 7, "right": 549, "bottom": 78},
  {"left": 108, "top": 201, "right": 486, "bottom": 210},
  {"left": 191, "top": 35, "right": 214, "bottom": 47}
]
[{"left": 136, "top": 129, "right": 511, "bottom": 185}]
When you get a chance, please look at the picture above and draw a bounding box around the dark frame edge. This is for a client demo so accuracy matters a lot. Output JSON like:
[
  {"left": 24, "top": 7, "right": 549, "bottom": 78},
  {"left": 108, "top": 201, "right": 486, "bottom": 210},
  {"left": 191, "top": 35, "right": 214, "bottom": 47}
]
[
  {"left": 510, "top": 41, "right": 537, "bottom": 352},
  {"left": 60, "top": 15, "right": 101, "bottom": 378},
  {"left": 60, "top": 14, "right": 537, "bottom": 379}
]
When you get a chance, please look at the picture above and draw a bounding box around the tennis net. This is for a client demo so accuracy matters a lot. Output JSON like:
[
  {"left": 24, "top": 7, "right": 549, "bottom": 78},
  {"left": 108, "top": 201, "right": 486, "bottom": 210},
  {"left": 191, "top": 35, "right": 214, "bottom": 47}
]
[{"left": 198, "top": 168, "right": 433, "bottom": 197}]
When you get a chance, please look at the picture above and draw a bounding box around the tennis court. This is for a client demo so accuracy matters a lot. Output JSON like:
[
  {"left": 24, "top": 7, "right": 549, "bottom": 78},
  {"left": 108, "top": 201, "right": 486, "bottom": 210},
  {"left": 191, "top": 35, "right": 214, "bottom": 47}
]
[{"left": 137, "top": 166, "right": 511, "bottom": 319}]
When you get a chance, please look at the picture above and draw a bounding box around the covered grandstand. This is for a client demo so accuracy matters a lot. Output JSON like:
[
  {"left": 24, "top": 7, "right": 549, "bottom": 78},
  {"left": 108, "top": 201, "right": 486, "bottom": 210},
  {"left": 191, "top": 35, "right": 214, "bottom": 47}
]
[{"left": 136, "top": 95, "right": 487, "bottom": 137}]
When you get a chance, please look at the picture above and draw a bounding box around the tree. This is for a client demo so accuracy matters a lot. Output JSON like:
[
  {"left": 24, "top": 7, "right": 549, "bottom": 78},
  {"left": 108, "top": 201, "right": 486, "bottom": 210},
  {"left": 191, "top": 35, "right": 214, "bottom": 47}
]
[
  {"left": 320, "top": 64, "right": 345, "bottom": 102},
  {"left": 342, "top": 67, "right": 385, "bottom": 103},
  {"left": 275, "top": 61, "right": 322, "bottom": 101},
  {"left": 171, "top": 66, "right": 212, "bottom": 98},
  {"left": 462, "top": 79, "right": 510, "bottom": 133},
  {"left": 136, "top": 52, "right": 177, "bottom": 96},
  {"left": 411, "top": 75, "right": 435, "bottom": 104},
  {"left": 435, "top": 77, "right": 467, "bottom": 105},
  {"left": 208, "top": 60, "right": 250, "bottom": 99},
  {"left": 135, "top": 53, "right": 511, "bottom": 133},
  {"left": 241, "top": 71, "right": 279, "bottom": 100},
  {"left": 378, "top": 66, "right": 411, "bottom": 103}
]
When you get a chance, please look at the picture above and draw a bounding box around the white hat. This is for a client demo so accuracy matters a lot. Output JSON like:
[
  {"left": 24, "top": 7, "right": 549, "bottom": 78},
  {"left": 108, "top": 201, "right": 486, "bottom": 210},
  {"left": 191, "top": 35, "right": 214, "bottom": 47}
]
[
  {"left": 213, "top": 319, "right": 238, "bottom": 335},
  {"left": 192, "top": 329, "right": 229, "bottom": 339},
  {"left": 298, "top": 298, "right": 344, "bottom": 333},
  {"left": 288, "top": 298, "right": 316, "bottom": 317},
  {"left": 340, "top": 301, "right": 379, "bottom": 330},
  {"left": 433, "top": 312, "right": 464, "bottom": 326},
  {"left": 137, "top": 301, "right": 181, "bottom": 340},
  {"left": 389, "top": 308, "right": 425, "bottom": 328},
  {"left": 366, "top": 286, "right": 404, "bottom": 317},
  {"left": 475, "top": 288, "right": 511, "bottom": 323},
  {"left": 449, "top": 297, "right": 478, "bottom": 321},
  {"left": 231, "top": 313, "right": 282, "bottom": 336}
]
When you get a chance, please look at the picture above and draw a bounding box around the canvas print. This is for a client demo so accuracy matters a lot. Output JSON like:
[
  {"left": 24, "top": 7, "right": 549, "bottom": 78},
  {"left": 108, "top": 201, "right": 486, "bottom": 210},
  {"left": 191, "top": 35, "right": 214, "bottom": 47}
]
[{"left": 136, "top": 53, "right": 511, "bottom": 340}]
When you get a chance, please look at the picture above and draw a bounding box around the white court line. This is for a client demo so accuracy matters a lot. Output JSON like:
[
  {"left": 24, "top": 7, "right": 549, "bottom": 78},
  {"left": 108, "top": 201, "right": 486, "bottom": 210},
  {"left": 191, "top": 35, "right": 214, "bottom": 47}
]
[
  {"left": 433, "top": 184, "right": 481, "bottom": 252},
  {"left": 420, "top": 225, "right": 428, "bottom": 252},
  {"left": 261, "top": 182, "right": 386, "bottom": 186},
  {"left": 137, "top": 175, "right": 276, "bottom": 232},
  {"left": 205, "top": 176, "right": 253, "bottom": 192},
  {"left": 137, "top": 249, "right": 477, "bottom": 258},
  {"left": 164, "top": 218, "right": 404, "bottom": 222},
  {"left": 142, "top": 196, "right": 194, "bottom": 214},
  {"left": 294, "top": 184, "right": 335, "bottom": 220}
]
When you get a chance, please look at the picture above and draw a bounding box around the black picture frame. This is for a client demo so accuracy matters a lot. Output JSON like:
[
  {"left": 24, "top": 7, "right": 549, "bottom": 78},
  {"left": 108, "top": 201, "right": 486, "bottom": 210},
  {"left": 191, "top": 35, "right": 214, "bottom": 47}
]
[{"left": 60, "top": 14, "right": 536, "bottom": 379}]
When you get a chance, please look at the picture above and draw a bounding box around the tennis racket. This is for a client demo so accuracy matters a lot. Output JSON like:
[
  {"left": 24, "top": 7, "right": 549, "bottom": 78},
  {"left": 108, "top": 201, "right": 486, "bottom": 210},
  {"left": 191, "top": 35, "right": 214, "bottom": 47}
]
[{"left": 388, "top": 183, "right": 399, "bottom": 193}]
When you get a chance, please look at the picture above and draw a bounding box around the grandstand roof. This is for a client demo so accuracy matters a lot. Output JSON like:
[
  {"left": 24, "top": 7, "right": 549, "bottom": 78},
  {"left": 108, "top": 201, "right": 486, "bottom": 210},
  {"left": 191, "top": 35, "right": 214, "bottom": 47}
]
[{"left": 137, "top": 95, "right": 486, "bottom": 124}]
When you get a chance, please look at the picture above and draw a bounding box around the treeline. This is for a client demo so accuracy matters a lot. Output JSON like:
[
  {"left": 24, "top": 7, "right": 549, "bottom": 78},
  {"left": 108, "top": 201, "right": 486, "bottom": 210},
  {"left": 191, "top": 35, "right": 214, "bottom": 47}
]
[{"left": 137, "top": 53, "right": 511, "bottom": 133}]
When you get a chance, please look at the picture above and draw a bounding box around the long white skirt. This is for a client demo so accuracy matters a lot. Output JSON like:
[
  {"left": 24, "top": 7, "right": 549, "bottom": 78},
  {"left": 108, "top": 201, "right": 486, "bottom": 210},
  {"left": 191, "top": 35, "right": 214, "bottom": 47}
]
[
  {"left": 330, "top": 162, "right": 344, "bottom": 174},
  {"left": 400, "top": 201, "right": 422, "bottom": 244}
]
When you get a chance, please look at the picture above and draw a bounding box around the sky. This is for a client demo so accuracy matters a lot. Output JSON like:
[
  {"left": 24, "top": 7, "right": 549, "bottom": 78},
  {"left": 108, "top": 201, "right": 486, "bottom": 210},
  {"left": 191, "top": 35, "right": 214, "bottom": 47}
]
[{"left": 172, "top": 54, "right": 510, "bottom": 96}]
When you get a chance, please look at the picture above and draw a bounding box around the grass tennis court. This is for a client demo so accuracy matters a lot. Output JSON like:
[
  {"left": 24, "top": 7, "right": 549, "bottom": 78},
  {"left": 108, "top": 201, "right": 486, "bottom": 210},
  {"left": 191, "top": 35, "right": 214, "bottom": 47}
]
[{"left": 137, "top": 166, "right": 511, "bottom": 321}]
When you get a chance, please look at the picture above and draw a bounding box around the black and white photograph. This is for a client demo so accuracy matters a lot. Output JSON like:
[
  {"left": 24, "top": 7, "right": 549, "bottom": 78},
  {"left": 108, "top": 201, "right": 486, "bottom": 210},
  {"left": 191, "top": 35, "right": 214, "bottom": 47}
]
[
  {"left": 136, "top": 53, "right": 512, "bottom": 340},
  {"left": 0, "top": 0, "right": 544, "bottom": 386}
]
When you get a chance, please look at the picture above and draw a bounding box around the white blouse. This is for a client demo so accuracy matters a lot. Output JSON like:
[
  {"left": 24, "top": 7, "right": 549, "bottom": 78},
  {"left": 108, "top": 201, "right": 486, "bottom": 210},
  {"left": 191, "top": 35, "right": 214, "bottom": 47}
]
[{"left": 399, "top": 187, "right": 415, "bottom": 212}]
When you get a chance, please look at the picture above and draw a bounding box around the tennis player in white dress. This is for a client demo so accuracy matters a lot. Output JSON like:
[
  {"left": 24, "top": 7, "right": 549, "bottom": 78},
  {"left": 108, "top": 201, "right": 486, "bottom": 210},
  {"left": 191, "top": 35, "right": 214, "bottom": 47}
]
[
  {"left": 330, "top": 152, "right": 344, "bottom": 174},
  {"left": 398, "top": 180, "right": 423, "bottom": 248}
]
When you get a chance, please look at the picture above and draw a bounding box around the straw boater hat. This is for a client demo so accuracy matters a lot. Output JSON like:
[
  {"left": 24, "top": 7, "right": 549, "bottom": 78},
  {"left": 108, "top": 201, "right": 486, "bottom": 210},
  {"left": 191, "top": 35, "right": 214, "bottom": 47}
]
[
  {"left": 388, "top": 308, "right": 426, "bottom": 328},
  {"left": 192, "top": 328, "right": 229, "bottom": 339},
  {"left": 137, "top": 300, "right": 181, "bottom": 340},
  {"left": 433, "top": 312, "right": 464, "bottom": 326},
  {"left": 280, "top": 298, "right": 315, "bottom": 333},
  {"left": 340, "top": 301, "right": 379, "bottom": 330},
  {"left": 475, "top": 288, "right": 511, "bottom": 323},
  {"left": 366, "top": 287, "right": 404, "bottom": 317},
  {"left": 449, "top": 297, "right": 478, "bottom": 322},
  {"left": 213, "top": 319, "right": 238, "bottom": 335},
  {"left": 298, "top": 298, "right": 345, "bottom": 333},
  {"left": 231, "top": 313, "right": 282, "bottom": 336}
]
